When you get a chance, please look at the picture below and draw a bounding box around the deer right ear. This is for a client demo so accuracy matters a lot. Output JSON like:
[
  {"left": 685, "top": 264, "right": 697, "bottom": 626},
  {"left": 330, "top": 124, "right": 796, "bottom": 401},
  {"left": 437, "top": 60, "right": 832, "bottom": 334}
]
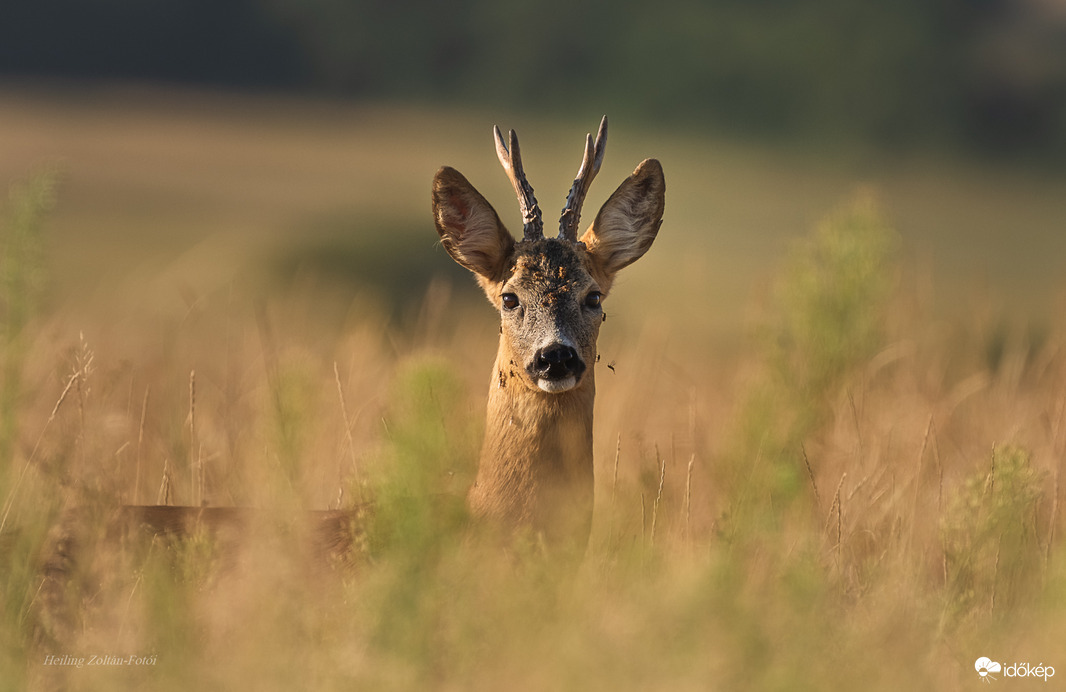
[
  {"left": 581, "top": 159, "right": 665, "bottom": 280},
  {"left": 433, "top": 166, "right": 515, "bottom": 281}
]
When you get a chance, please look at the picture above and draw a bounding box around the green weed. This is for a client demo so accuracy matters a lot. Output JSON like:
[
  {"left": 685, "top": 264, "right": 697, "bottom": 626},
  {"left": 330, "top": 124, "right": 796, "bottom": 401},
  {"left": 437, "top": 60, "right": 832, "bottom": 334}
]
[
  {"left": 942, "top": 445, "right": 1047, "bottom": 625},
  {"left": 0, "top": 170, "right": 60, "bottom": 692},
  {"left": 722, "top": 192, "right": 899, "bottom": 534}
]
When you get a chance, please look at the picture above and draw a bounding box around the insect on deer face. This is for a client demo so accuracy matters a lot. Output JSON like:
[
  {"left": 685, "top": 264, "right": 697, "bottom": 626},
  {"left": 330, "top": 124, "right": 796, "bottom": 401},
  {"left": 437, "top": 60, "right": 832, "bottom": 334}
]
[{"left": 432, "top": 117, "right": 665, "bottom": 394}]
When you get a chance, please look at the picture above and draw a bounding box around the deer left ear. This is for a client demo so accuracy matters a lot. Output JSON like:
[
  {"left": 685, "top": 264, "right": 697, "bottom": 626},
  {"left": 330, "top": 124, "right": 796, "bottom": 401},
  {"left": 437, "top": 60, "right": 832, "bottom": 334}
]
[{"left": 580, "top": 159, "right": 665, "bottom": 278}]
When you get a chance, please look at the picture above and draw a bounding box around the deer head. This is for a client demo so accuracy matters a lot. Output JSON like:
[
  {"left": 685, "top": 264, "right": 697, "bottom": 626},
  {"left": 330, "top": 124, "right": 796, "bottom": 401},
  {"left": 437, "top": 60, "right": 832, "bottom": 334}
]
[
  {"left": 433, "top": 117, "right": 664, "bottom": 394},
  {"left": 431, "top": 116, "right": 665, "bottom": 550}
]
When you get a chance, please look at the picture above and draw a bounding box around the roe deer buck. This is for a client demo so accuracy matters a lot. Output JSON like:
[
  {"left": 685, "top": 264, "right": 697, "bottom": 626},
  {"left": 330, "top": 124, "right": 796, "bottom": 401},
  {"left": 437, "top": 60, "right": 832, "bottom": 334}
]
[
  {"left": 35, "top": 118, "right": 664, "bottom": 637},
  {"left": 433, "top": 115, "right": 665, "bottom": 551}
]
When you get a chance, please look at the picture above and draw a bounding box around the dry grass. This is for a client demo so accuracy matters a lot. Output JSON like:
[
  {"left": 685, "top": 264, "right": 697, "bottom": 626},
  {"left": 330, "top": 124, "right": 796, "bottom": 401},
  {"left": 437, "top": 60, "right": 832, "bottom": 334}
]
[{"left": 0, "top": 88, "right": 1064, "bottom": 690}]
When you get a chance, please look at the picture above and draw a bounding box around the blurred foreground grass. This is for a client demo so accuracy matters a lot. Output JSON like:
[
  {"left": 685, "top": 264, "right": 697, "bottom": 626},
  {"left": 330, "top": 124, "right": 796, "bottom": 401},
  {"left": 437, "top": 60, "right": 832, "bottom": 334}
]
[{"left": 1, "top": 88, "right": 1065, "bottom": 690}]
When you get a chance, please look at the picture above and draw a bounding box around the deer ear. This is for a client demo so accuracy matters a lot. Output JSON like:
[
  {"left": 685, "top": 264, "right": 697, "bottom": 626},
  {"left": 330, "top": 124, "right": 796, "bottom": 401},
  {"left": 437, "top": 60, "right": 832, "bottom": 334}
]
[
  {"left": 580, "top": 159, "right": 664, "bottom": 278},
  {"left": 433, "top": 166, "right": 515, "bottom": 281}
]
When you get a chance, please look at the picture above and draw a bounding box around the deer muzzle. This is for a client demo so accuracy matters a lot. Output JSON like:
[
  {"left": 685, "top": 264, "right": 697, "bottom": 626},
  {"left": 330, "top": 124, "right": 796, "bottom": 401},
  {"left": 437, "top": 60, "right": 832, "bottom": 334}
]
[{"left": 530, "top": 343, "right": 586, "bottom": 393}]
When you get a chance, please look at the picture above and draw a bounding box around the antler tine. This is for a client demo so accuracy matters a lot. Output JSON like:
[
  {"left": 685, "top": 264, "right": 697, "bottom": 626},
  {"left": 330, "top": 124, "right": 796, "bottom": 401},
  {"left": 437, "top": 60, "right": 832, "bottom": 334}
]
[
  {"left": 494, "top": 125, "right": 544, "bottom": 241},
  {"left": 559, "top": 115, "right": 608, "bottom": 242}
]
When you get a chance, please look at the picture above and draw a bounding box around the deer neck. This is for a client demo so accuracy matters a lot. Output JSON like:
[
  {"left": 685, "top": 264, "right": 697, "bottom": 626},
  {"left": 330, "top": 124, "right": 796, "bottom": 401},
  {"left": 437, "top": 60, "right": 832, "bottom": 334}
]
[{"left": 468, "top": 347, "right": 596, "bottom": 549}]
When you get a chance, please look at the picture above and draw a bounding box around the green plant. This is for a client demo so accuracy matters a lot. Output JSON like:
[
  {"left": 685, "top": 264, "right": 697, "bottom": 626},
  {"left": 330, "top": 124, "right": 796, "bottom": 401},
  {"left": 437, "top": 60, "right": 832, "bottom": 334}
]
[
  {"left": 0, "top": 169, "right": 58, "bottom": 475},
  {"left": 942, "top": 445, "right": 1046, "bottom": 624},
  {"left": 723, "top": 192, "right": 899, "bottom": 533},
  {"left": 364, "top": 357, "right": 475, "bottom": 558},
  {"left": 0, "top": 171, "right": 61, "bottom": 692}
]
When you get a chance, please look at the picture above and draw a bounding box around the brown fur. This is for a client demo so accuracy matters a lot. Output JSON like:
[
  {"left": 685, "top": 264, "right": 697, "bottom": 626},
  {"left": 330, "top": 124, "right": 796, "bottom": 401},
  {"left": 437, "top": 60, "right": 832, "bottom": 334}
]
[{"left": 433, "top": 139, "right": 665, "bottom": 552}]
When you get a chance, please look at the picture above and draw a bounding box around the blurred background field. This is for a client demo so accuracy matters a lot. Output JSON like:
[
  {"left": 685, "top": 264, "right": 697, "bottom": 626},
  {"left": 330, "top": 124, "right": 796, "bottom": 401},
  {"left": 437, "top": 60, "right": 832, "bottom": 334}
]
[
  {"left": 2, "top": 2, "right": 1066, "bottom": 690},
  {"left": 3, "top": 87, "right": 1066, "bottom": 340}
]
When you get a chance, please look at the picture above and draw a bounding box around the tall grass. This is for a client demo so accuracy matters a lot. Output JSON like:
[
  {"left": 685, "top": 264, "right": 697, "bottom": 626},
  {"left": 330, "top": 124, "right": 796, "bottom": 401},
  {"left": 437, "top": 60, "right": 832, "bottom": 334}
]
[
  {"left": 0, "top": 170, "right": 57, "bottom": 487},
  {"left": 942, "top": 445, "right": 1048, "bottom": 623},
  {"left": 0, "top": 174, "right": 1063, "bottom": 692},
  {"left": 0, "top": 170, "right": 62, "bottom": 692},
  {"left": 721, "top": 192, "right": 899, "bottom": 536}
]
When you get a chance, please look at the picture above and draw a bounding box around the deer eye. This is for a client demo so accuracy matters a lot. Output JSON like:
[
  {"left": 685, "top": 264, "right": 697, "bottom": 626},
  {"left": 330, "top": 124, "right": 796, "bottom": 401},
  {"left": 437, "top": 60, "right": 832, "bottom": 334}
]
[
  {"left": 584, "top": 291, "right": 603, "bottom": 309},
  {"left": 501, "top": 293, "right": 520, "bottom": 310}
]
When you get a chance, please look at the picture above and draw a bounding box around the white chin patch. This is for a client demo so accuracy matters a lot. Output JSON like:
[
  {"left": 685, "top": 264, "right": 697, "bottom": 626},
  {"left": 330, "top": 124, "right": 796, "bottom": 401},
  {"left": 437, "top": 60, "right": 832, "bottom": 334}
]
[{"left": 537, "top": 376, "right": 577, "bottom": 393}]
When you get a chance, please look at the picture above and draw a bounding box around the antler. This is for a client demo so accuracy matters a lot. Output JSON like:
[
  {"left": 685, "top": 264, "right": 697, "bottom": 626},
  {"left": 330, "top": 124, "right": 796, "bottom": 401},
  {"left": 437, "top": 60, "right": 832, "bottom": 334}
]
[
  {"left": 494, "top": 125, "right": 544, "bottom": 241},
  {"left": 558, "top": 115, "right": 608, "bottom": 242}
]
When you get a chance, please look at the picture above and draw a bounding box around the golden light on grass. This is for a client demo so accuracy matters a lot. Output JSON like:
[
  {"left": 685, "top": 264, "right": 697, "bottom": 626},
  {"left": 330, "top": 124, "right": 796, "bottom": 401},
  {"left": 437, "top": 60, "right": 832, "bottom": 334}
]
[{"left": 0, "top": 90, "right": 1063, "bottom": 690}]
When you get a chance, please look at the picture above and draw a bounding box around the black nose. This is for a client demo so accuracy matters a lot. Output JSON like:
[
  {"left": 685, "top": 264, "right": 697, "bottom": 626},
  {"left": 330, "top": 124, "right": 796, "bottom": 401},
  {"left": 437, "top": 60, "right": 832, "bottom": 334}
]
[{"left": 533, "top": 344, "right": 586, "bottom": 380}]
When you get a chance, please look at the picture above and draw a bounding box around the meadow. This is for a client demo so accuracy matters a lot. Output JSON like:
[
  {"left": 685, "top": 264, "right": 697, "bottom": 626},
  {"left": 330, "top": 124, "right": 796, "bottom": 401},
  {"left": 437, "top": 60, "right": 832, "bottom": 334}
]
[{"left": 1, "top": 85, "right": 1065, "bottom": 690}]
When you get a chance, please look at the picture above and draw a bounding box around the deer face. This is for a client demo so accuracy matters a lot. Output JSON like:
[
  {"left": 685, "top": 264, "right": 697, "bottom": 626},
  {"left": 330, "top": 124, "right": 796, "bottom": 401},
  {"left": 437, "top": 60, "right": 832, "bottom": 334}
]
[
  {"left": 496, "top": 238, "right": 602, "bottom": 393},
  {"left": 432, "top": 118, "right": 664, "bottom": 396}
]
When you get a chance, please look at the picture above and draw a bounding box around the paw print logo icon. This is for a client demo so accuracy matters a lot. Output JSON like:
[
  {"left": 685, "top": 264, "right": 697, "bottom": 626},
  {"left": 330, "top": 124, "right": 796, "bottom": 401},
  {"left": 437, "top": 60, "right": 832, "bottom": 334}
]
[{"left": 975, "top": 657, "right": 1002, "bottom": 683}]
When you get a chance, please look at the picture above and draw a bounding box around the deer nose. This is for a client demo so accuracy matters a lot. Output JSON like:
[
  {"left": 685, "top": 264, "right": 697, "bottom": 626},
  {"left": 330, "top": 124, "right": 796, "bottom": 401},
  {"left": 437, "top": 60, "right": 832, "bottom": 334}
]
[{"left": 533, "top": 344, "right": 585, "bottom": 380}]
